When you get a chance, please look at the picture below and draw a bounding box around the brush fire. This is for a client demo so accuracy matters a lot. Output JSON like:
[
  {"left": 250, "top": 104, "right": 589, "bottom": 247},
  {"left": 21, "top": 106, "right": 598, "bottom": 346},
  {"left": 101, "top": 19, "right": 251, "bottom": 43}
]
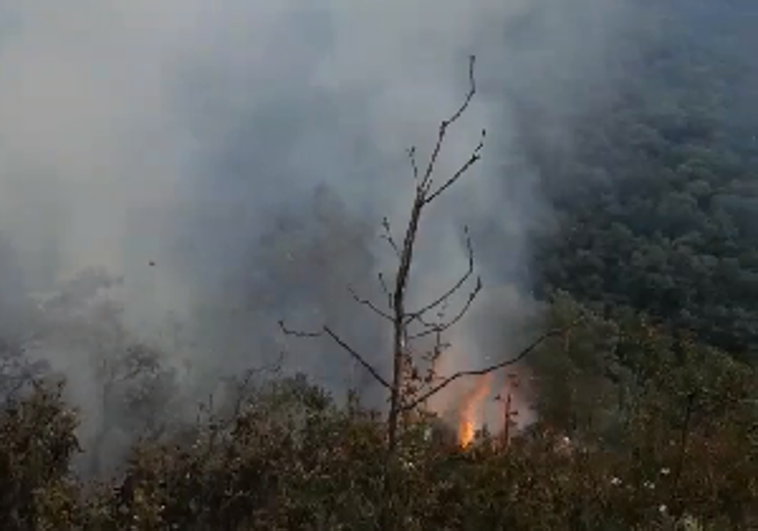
[
  {"left": 433, "top": 368, "right": 532, "bottom": 449},
  {"left": 421, "top": 340, "right": 536, "bottom": 448},
  {"left": 457, "top": 374, "right": 492, "bottom": 447}
]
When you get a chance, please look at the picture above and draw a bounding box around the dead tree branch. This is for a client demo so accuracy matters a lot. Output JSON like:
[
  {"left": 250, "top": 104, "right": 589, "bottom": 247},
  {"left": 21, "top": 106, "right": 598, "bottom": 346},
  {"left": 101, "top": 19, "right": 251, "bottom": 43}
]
[
  {"left": 279, "top": 320, "right": 392, "bottom": 391},
  {"left": 323, "top": 326, "right": 392, "bottom": 390},
  {"left": 401, "top": 317, "right": 585, "bottom": 412}
]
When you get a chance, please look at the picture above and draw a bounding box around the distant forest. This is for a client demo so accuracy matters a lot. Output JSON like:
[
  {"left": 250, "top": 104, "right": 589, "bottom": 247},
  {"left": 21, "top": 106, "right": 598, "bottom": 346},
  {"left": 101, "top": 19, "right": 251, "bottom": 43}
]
[{"left": 531, "top": 0, "right": 758, "bottom": 363}]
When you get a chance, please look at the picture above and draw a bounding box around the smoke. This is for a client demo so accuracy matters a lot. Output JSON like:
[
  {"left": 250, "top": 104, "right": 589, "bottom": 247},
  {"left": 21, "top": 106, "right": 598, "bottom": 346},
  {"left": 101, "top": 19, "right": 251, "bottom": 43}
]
[{"left": 0, "top": 0, "right": 647, "bottom": 445}]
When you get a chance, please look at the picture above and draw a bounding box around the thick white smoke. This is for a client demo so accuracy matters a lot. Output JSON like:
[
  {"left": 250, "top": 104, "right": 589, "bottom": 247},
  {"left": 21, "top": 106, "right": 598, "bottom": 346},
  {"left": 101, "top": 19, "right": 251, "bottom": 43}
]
[{"left": 0, "top": 0, "right": 644, "bottom": 446}]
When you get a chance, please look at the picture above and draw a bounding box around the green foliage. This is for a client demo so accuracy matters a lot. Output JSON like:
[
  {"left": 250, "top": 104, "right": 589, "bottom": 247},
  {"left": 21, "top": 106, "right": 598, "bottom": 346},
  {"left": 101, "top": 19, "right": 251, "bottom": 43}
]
[
  {"left": 0, "top": 381, "right": 82, "bottom": 531},
  {"left": 529, "top": 1, "right": 758, "bottom": 363},
  {"left": 0, "top": 305, "right": 755, "bottom": 530}
]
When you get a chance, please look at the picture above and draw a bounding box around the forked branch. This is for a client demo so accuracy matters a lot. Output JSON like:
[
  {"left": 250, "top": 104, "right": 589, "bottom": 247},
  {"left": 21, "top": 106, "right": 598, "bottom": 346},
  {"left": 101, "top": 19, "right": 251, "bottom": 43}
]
[
  {"left": 424, "top": 131, "right": 485, "bottom": 204},
  {"left": 409, "top": 276, "right": 482, "bottom": 340},
  {"left": 419, "top": 55, "right": 479, "bottom": 195},
  {"left": 405, "top": 226, "right": 478, "bottom": 325}
]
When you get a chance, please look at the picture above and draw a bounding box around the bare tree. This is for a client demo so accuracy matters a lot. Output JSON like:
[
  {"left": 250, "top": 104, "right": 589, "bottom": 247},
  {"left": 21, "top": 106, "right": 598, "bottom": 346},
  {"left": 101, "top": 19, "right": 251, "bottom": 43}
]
[{"left": 281, "top": 55, "right": 580, "bottom": 453}]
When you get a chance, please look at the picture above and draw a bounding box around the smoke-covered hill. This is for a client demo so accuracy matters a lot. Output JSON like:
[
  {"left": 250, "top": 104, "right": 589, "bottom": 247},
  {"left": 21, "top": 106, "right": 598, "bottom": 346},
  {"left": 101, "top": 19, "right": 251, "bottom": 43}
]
[
  {"left": 530, "top": 0, "right": 758, "bottom": 362},
  {"left": 0, "top": 0, "right": 757, "bottom": 488}
]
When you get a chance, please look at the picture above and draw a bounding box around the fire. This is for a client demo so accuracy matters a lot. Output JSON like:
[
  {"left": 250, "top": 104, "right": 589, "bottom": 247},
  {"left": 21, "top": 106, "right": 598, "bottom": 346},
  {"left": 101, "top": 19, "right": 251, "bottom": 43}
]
[
  {"left": 459, "top": 420, "right": 475, "bottom": 447},
  {"left": 457, "top": 374, "right": 492, "bottom": 447},
  {"left": 429, "top": 346, "right": 533, "bottom": 448}
]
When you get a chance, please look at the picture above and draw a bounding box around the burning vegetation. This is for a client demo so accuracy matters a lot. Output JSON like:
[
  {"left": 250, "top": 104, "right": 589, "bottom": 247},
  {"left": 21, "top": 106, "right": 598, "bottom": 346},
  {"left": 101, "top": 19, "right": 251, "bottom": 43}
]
[
  {"left": 441, "top": 367, "right": 531, "bottom": 449},
  {"left": 457, "top": 374, "right": 491, "bottom": 447}
]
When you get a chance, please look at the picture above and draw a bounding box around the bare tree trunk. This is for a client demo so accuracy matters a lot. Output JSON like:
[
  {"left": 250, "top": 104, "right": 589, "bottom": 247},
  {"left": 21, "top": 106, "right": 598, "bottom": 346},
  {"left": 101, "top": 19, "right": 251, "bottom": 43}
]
[{"left": 279, "top": 55, "right": 583, "bottom": 457}]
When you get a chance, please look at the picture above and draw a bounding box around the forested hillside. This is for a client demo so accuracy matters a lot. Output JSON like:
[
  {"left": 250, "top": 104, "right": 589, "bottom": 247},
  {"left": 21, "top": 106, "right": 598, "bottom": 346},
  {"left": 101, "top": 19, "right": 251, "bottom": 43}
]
[
  {"left": 531, "top": 0, "right": 758, "bottom": 362},
  {"left": 0, "top": 2, "right": 757, "bottom": 530}
]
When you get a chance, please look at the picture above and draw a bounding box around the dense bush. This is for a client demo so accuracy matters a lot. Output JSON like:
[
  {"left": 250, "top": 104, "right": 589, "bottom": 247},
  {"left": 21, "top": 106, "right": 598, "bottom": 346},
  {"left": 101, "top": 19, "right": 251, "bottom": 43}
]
[{"left": 0, "top": 300, "right": 755, "bottom": 531}]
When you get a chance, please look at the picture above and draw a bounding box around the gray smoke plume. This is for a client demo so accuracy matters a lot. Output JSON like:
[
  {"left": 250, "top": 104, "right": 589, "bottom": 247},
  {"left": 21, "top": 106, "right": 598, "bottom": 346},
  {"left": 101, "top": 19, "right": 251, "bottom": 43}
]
[{"left": 0, "top": 0, "right": 648, "bottom": 452}]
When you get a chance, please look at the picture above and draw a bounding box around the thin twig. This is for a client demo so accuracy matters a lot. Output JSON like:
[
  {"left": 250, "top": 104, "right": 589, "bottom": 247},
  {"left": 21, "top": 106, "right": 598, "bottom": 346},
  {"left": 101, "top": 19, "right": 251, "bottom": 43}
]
[
  {"left": 420, "top": 55, "right": 478, "bottom": 192},
  {"left": 407, "top": 146, "right": 419, "bottom": 180},
  {"left": 378, "top": 272, "right": 393, "bottom": 309},
  {"left": 278, "top": 320, "right": 320, "bottom": 338},
  {"left": 409, "top": 276, "right": 482, "bottom": 340},
  {"left": 381, "top": 217, "right": 401, "bottom": 258},
  {"left": 424, "top": 132, "right": 485, "bottom": 204},
  {"left": 405, "top": 227, "right": 476, "bottom": 324},
  {"left": 349, "top": 286, "right": 393, "bottom": 322}
]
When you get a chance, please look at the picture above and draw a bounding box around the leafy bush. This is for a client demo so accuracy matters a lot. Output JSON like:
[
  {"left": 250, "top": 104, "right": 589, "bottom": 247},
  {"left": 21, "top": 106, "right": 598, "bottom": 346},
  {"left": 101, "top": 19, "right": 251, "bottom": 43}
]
[{"left": 0, "top": 304, "right": 755, "bottom": 531}]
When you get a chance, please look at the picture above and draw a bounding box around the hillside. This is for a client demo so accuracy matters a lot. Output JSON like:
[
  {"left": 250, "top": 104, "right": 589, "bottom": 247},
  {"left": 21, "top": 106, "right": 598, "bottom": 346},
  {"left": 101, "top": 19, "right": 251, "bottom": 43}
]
[
  {"left": 0, "top": 2, "right": 757, "bottom": 530},
  {"left": 531, "top": 0, "right": 758, "bottom": 363}
]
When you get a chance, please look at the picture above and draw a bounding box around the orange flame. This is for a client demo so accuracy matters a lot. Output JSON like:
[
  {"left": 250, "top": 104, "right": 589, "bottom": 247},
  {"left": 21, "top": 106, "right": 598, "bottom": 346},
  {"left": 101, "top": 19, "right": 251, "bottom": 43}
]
[{"left": 457, "top": 374, "right": 492, "bottom": 447}]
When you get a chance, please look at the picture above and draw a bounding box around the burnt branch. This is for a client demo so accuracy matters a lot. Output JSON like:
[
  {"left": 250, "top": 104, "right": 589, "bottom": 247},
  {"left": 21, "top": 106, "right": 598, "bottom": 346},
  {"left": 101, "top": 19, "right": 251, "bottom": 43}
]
[
  {"left": 279, "top": 320, "right": 391, "bottom": 390},
  {"left": 401, "top": 317, "right": 586, "bottom": 412}
]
